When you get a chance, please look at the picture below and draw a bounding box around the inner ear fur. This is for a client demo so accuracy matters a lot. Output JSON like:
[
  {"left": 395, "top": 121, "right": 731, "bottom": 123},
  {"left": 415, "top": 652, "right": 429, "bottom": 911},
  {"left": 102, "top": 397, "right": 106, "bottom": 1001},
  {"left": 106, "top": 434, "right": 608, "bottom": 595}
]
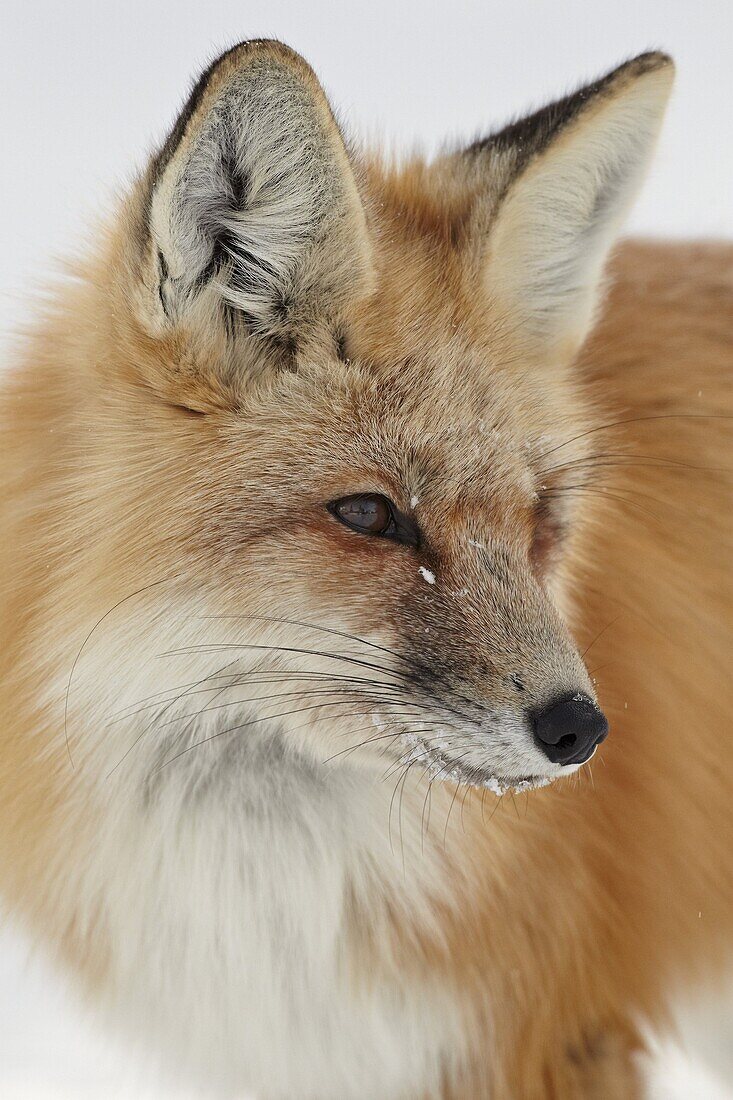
[
  {"left": 454, "top": 52, "right": 675, "bottom": 355},
  {"left": 131, "top": 41, "right": 373, "bottom": 371}
]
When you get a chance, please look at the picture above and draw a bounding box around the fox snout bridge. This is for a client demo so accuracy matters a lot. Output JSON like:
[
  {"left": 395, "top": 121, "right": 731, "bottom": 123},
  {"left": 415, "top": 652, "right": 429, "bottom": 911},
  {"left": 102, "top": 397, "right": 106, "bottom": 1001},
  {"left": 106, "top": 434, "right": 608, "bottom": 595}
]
[{"left": 533, "top": 694, "right": 609, "bottom": 766}]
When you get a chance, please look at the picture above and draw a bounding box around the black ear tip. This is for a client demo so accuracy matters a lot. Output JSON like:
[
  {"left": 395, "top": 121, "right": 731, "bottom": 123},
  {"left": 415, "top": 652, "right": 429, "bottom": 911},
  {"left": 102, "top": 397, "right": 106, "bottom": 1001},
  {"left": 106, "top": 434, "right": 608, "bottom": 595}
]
[
  {"left": 629, "top": 50, "right": 674, "bottom": 70},
  {"left": 615, "top": 51, "right": 675, "bottom": 83}
]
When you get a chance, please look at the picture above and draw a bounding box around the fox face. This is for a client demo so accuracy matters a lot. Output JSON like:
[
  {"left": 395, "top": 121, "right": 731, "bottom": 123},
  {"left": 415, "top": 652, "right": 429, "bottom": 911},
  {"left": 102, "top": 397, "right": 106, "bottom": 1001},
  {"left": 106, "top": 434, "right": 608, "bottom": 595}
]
[{"left": 58, "top": 42, "right": 673, "bottom": 799}]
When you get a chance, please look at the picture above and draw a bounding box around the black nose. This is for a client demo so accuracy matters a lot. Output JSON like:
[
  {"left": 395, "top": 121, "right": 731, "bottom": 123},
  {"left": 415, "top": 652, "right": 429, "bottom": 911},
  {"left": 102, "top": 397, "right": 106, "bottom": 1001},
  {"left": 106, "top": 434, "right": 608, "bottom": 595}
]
[{"left": 533, "top": 693, "right": 608, "bottom": 765}]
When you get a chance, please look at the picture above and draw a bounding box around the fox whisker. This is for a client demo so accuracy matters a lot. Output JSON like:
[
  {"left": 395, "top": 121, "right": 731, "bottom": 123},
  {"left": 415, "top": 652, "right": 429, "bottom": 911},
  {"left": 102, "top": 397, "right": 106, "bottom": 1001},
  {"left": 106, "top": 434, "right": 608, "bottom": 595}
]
[
  {"left": 108, "top": 669, "right": 406, "bottom": 724},
  {"left": 154, "top": 686, "right": 431, "bottom": 731},
  {"left": 538, "top": 412, "right": 733, "bottom": 461},
  {"left": 200, "top": 612, "right": 412, "bottom": 670},
  {"left": 64, "top": 573, "right": 180, "bottom": 769},
  {"left": 157, "top": 642, "right": 410, "bottom": 689},
  {"left": 152, "top": 705, "right": 440, "bottom": 775}
]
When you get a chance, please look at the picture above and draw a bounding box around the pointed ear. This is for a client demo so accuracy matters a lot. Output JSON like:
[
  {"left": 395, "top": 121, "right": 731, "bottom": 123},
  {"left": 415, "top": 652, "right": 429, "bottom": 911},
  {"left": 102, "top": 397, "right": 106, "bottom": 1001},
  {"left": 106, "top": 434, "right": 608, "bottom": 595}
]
[
  {"left": 469, "top": 53, "right": 674, "bottom": 354},
  {"left": 133, "top": 41, "right": 372, "bottom": 355}
]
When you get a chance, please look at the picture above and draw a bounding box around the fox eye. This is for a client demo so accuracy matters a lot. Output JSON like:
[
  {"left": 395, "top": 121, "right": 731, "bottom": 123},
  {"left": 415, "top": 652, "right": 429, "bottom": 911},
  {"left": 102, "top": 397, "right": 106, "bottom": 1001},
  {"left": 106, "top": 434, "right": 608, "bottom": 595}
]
[
  {"left": 329, "top": 494, "right": 396, "bottom": 536},
  {"left": 328, "top": 495, "right": 421, "bottom": 548}
]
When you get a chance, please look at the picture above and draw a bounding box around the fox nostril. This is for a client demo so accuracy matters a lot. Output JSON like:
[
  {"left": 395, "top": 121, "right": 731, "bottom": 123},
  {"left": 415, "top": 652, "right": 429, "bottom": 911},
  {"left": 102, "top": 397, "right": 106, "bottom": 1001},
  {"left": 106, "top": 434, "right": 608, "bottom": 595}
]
[{"left": 533, "top": 693, "right": 608, "bottom": 766}]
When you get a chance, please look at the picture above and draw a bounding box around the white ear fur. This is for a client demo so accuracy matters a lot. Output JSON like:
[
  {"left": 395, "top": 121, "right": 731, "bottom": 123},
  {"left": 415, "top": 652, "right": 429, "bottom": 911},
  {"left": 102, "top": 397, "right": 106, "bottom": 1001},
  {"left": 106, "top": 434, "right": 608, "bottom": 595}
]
[
  {"left": 483, "top": 57, "right": 675, "bottom": 352},
  {"left": 146, "top": 42, "right": 372, "bottom": 343}
]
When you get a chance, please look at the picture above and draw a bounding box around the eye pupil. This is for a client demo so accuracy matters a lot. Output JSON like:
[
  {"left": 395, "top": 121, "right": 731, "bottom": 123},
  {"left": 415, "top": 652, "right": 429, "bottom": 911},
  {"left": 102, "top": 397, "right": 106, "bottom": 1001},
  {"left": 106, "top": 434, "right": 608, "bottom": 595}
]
[{"left": 332, "top": 494, "right": 393, "bottom": 536}]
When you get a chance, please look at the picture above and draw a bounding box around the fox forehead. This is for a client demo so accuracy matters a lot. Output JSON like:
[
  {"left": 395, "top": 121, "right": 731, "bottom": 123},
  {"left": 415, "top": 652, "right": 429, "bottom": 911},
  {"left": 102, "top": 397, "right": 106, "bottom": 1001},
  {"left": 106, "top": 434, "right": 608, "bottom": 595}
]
[{"left": 220, "top": 351, "right": 559, "bottom": 517}]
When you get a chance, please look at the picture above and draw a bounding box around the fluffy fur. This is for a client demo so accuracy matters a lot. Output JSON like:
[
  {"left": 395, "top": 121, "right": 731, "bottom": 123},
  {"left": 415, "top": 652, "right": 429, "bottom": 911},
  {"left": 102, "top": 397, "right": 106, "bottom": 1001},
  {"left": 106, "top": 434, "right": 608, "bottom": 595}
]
[{"left": 0, "top": 41, "right": 731, "bottom": 1098}]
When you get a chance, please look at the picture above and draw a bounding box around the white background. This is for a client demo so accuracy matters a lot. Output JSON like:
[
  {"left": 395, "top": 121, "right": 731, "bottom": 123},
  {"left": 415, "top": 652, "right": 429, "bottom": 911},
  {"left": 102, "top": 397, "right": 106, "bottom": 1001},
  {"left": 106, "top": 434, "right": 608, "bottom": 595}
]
[{"left": 1, "top": 1, "right": 731, "bottom": 1096}]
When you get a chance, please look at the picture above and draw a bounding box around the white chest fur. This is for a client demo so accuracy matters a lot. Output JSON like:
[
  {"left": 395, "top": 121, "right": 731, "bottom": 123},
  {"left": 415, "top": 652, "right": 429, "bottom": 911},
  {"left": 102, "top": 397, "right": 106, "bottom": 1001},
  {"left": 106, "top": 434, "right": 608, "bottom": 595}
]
[
  {"left": 53, "top": 723, "right": 470, "bottom": 1100},
  {"left": 39, "top": 593, "right": 477, "bottom": 1099}
]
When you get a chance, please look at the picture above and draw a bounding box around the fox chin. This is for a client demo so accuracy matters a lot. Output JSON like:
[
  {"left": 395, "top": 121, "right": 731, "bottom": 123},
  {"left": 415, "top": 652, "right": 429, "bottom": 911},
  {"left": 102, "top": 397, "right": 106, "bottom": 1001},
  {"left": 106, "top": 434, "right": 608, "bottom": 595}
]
[{"left": 0, "top": 40, "right": 731, "bottom": 1100}]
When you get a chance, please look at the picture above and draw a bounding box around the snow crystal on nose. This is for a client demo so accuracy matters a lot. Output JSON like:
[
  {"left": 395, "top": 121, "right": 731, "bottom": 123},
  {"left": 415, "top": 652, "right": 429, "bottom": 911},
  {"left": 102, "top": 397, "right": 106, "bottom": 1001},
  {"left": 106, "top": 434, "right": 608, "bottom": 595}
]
[
  {"left": 418, "top": 566, "right": 436, "bottom": 585},
  {"left": 410, "top": 494, "right": 420, "bottom": 508}
]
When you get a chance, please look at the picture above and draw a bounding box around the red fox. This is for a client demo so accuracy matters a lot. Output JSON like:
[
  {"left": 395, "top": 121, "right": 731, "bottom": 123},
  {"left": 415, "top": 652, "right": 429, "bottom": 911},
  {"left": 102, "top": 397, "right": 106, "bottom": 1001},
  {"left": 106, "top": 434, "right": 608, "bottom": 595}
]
[{"left": 0, "top": 40, "right": 731, "bottom": 1099}]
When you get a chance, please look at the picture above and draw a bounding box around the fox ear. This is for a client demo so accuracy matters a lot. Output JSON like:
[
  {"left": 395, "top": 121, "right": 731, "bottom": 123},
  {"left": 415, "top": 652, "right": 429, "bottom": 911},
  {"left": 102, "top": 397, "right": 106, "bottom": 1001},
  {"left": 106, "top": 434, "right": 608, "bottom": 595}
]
[
  {"left": 135, "top": 41, "right": 372, "bottom": 354},
  {"left": 469, "top": 53, "right": 674, "bottom": 353}
]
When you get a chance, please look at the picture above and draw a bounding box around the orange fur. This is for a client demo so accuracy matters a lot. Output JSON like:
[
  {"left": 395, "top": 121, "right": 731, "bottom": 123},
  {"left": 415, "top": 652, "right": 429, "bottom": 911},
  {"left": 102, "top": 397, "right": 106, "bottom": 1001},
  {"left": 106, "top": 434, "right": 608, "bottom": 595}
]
[{"left": 0, "top": 42, "right": 730, "bottom": 1099}]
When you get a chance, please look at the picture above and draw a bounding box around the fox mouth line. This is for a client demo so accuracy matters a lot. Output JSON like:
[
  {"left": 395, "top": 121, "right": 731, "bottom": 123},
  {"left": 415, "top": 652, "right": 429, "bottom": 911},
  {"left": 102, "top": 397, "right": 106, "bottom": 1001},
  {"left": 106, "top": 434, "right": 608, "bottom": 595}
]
[{"left": 399, "top": 731, "right": 552, "bottom": 796}]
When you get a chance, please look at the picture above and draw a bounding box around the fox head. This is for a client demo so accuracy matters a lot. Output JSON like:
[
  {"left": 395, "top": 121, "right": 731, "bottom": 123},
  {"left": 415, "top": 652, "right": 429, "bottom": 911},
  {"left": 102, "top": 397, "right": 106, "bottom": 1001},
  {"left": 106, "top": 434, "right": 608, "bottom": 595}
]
[{"left": 52, "top": 42, "right": 673, "bottom": 795}]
